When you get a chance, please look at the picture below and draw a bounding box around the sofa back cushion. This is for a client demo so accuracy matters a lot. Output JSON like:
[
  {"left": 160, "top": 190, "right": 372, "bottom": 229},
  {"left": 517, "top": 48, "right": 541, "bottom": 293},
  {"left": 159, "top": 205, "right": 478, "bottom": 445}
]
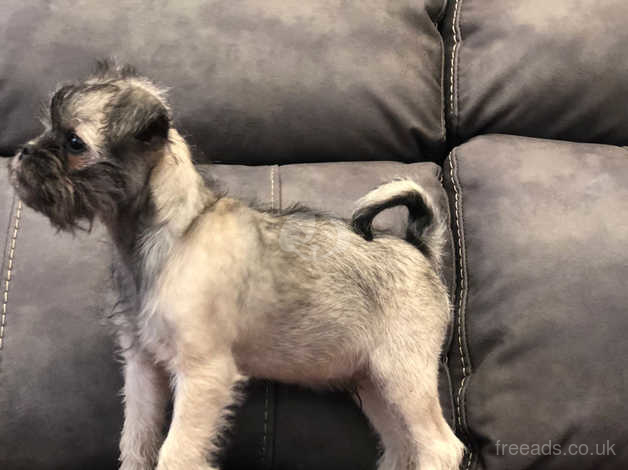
[
  {"left": 444, "top": 0, "right": 628, "bottom": 146},
  {"left": 0, "top": 0, "right": 447, "bottom": 163}
]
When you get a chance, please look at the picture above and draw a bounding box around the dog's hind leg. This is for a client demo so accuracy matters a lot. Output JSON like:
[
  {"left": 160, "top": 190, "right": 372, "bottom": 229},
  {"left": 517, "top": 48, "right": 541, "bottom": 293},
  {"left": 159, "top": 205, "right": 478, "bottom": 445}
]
[
  {"left": 366, "top": 336, "right": 464, "bottom": 470},
  {"left": 156, "top": 353, "right": 246, "bottom": 470},
  {"left": 359, "top": 379, "right": 414, "bottom": 470}
]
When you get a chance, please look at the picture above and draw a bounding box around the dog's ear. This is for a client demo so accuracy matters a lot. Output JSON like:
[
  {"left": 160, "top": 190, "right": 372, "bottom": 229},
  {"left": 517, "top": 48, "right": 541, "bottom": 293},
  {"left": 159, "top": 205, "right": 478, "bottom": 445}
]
[
  {"left": 95, "top": 58, "right": 137, "bottom": 79},
  {"left": 107, "top": 87, "right": 170, "bottom": 144}
]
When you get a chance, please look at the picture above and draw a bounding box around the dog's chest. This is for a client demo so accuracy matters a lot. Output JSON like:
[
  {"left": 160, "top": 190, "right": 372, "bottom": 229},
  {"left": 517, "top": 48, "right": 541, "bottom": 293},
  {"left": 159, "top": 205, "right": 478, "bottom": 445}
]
[
  {"left": 131, "top": 229, "right": 180, "bottom": 364},
  {"left": 137, "top": 292, "right": 178, "bottom": 366}
]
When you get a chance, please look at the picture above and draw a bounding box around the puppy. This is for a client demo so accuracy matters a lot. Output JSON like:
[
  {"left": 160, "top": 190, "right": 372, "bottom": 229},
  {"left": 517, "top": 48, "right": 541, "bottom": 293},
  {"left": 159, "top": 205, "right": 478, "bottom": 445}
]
[{"left": 8, "top": 62, "right": 464, "bottom": 470}]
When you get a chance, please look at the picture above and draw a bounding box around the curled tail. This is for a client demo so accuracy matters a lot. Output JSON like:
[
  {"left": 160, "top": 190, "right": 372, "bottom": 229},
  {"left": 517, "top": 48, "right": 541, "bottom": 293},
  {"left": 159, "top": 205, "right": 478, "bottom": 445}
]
[{"left": 351, "top": 178, "right": 447, "bottom": 268}]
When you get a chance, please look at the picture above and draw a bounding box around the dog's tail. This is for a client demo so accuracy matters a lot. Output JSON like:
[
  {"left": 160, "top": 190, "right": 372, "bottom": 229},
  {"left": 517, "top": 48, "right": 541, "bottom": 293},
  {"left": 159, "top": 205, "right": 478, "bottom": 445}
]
[{"left": 351, "top": 178, "right": 447, "bottom": 267}]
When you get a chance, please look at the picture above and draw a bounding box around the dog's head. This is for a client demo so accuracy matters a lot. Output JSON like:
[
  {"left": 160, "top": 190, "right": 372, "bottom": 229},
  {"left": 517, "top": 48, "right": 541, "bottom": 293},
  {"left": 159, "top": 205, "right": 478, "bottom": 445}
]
[{"left": 8, "top": 61, "right": 172, "bottom": 231}]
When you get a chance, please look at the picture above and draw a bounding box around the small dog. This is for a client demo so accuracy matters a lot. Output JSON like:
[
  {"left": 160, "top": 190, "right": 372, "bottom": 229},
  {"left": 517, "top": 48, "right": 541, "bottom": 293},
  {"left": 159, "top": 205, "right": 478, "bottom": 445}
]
[{"left": 8, "top": 62, "right": 464, "bottom": 470}]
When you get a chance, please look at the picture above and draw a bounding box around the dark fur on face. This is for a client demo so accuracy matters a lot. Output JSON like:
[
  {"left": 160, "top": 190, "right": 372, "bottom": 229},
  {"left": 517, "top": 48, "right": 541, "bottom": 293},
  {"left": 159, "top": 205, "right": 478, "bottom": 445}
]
[{"left": 8, "top": 60, "right": 170, "bottom": 232}]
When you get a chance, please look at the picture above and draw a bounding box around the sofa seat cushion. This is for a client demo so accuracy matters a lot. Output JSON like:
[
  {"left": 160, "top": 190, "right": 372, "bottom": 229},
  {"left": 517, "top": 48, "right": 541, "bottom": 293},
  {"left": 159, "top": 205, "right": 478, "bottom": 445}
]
[
  {"left": 0, "top": 159, "right": 450, "bottom": 470},
  {"left": 443, "top": 135, "right": 628, "bottom": 470},
  {"left": 0, "top": 0, "right": 448, "bottom": 163}
]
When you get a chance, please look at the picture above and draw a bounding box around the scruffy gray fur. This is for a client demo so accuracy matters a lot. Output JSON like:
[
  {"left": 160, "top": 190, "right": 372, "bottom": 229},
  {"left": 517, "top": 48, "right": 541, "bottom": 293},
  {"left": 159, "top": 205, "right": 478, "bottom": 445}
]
[{"left": 8, "top": 62, "right": 464, "bottom": 470}]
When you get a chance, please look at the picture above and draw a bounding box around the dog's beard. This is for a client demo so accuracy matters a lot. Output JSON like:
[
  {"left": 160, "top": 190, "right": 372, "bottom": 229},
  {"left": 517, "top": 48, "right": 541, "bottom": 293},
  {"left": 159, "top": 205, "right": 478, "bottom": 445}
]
[{"left": 10, "top": 151, "right": 126, "bottom": 231}]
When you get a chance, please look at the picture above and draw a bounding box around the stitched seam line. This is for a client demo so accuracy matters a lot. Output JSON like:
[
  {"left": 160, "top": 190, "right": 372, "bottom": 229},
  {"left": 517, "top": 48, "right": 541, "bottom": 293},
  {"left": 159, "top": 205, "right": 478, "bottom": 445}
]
[
  {"left": 265, "top": 166, "right": 275, "bottom": 468},
  {"left": 265, "top": 165, "right": 278, "bottom": 470},
  {"left": 435, "top": 0, "right": 449, "bottom": 24},
  {"left": 270, "top": 166, "right": 275, "bottom": 211},
  {"left": 438, "top": 16, "right": 447, "bottom": 144},
  {"left": 449, "top": 0, "right": 462, "bottom": 139},
  {"left": 438, "top": 169, "right": 459, "bottom": 428},
  {"left": 262, "top": 381, "right": 270, "bottom": 466},
  {"left": 449, "top": 151, "right": 473, "bottom": 469},
  {"left": 1, "top": 199, "right": 23, "bottom": 350}
]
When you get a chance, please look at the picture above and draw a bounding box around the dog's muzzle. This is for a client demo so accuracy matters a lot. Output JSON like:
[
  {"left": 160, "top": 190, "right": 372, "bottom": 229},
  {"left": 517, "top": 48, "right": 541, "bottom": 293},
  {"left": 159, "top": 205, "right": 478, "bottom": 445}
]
[
  {"left": 8, "top": 154, "right": 21, "bottom": 187},
  {"left": 8, "top": 144, "right": 50, "bottom": 196},
  {"left": 9, "top": 144, "right": 33, "bottom": 175}
]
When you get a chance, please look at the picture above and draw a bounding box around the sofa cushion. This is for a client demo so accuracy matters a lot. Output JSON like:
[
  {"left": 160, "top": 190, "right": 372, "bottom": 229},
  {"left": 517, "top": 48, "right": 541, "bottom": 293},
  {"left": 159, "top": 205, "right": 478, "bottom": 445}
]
[
  {"left": 443, "top": 135, "right": 628, "bottom": 470},
  {"left": 443, "top": 0, "right": 628, "bottom": 146},
  {"left": 0, "top": 159, "right": 451, "bottom": 470},
  {"left": 0, "top": 173, "right": 122, "bottom": 470},
  {"left": 0, "top": 0, "right": 448, "bottom": 163}
]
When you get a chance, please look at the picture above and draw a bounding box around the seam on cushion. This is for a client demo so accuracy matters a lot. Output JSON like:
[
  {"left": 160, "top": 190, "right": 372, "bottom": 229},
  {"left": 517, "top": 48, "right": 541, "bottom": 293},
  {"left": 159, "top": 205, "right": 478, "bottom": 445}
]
[
  {"left": 1, "top": 194, "right": 16, "bottom": 280},
  {"left": 449, "top": 150, "right": 474, "bottom": 470},
  {"left": 437, "top": 13, "right": 447, "bottom": 145},
  {"left": 264, "top": 165, "right": 279, "bottom": 470},
  {"left": 449, "top": 0, "right": 463, "bottom": 141},
  {"left": 270, "top": 165, "right": 281, "bottom": 212},
  {"left": 270, "top": 166, "right": 275, "bottom": 210},
  {"left": 435, "top": 0, "right": 449, "bottom": 25},
  {"left": 437, "top": 170, "right": 458, "bottom": 430},
  {"left": 1, "top": 199, "right": 23, "bottom": 351},
  {"left": 442, "top": 355, "right": 457, "bottom": 428},
  {"left": 0, "top": 194, "right": 16, "bottom": 350},
  {"left": 262, "top": 381, "right": 275, "bottom": 469},
  {"left": 265, "top": 164, "right": 272, "bottom": 468},
  {"left": 262, "top": 381, "right": 269, "bottom": 465},
  {"left": 276, "top": 166, "right": 282, "bottom": 211},
  {"left": 435, "top": 0, "right": 448, "bottom": 146},
  {"left": 438, "top": 170, "right": 456, "bottom": 354}
]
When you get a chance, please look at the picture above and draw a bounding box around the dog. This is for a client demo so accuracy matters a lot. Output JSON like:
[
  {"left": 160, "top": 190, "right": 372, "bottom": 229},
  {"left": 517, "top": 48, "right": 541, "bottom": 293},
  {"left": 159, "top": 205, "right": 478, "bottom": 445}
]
[{"left": 8, "top": 62, "right": 464, "bottom": 470}]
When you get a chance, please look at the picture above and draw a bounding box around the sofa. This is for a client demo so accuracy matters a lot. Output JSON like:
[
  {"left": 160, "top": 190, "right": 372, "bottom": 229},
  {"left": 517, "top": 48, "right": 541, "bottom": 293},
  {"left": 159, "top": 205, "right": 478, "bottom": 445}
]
[{"left": 1, "top": 1, "right": 627, "bottom": 469}]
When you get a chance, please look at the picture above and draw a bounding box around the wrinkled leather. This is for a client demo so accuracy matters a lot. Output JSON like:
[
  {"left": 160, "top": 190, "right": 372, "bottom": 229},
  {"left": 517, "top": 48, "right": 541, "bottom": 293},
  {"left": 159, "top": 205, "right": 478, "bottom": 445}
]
[
  {"left": 0, "top": 160, "right": 449, "bottom": 470},
  {"left": 444, "top": 135, "right": 628, "bottom": 470},
  {"left": 443, "top": 0, "right": 628, "bottom": 147},
  {"left": 0, "top": 0, "right": 447, "bottom": 163}
]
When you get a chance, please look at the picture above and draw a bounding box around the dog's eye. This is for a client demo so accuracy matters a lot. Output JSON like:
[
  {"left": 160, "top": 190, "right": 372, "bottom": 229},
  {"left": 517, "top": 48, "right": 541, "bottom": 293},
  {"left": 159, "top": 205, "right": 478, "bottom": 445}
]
[{"left": 66, "top": 133, "right": 86, "bottom": 154}]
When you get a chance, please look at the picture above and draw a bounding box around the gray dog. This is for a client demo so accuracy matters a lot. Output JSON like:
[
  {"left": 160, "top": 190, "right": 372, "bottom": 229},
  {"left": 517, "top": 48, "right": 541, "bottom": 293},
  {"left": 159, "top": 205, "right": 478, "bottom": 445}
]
[{"left": 8, "top": 62, "right": 464, "bottom": 470}]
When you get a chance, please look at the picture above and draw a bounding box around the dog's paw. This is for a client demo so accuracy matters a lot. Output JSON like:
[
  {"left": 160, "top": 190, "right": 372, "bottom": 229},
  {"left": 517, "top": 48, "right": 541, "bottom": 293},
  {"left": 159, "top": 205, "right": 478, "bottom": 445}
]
[
  {"left": 119, "top": 441, "right": 160, "bottom": 470},
  {"left": 156, "top": 460, "right": 216, "bottom": 470},
  {"left": 119, "top": 459, "right": 154, "bottom": 470},
  {"left": 156, "top": 445, "right": 216, "bottom": 470},
  {"left": 419, "top": 436, "right": 466, "bottom": 470}
]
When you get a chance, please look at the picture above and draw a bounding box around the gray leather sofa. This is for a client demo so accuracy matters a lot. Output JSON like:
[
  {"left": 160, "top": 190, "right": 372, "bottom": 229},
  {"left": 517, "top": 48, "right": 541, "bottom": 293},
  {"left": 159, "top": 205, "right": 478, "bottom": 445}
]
[{"left": 1, "top": 1, "right": 627, "bottom": 469}]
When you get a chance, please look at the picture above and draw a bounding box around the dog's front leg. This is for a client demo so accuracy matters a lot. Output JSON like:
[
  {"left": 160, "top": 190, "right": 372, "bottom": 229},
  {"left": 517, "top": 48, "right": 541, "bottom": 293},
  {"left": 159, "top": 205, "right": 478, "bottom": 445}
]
[
  {"left": 156, "top": 353, "right": 244, "bottom": 470},
  {"left": 119, "top": 346, "right": 170, "bottom": 470}
]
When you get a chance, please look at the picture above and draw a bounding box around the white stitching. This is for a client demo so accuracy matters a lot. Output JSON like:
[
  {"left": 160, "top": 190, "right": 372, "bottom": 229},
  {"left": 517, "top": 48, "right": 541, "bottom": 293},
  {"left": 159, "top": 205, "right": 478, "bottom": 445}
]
[
  {"left": 266, "top": 166, "right": 276, "bottom": 468},
  {"left": 1, "top": 200, "right": 23, "bottom": 350},
  {"left": 451, "top": 157, "right": 467, "bottom": 379},
  {"left": 449, "top": 153, "right": 473, "bottom": 469},
  {"left": 270, "top": 166, "right": 275, "bottom": 211},
  {"left": 449, "top": 0, "right": 461, "bottom": 121},
  {"left": 262, "top": 166, "right": 275, "bottom": 467},
  {"left": 262, "top": 381, "right": 270, "bottom": 466}
]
